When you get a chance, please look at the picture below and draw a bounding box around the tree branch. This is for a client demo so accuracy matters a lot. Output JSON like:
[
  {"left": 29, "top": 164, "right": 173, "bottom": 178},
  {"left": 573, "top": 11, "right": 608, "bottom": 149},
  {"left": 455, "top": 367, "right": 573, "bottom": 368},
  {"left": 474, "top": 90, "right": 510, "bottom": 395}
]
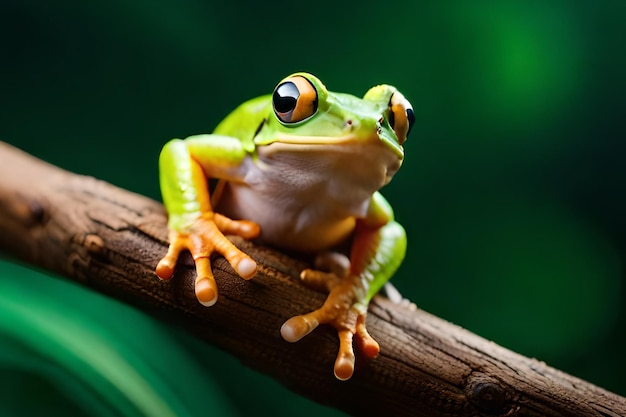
[{"left": 0, "top": 141, "right": 623, "bottom": 417}]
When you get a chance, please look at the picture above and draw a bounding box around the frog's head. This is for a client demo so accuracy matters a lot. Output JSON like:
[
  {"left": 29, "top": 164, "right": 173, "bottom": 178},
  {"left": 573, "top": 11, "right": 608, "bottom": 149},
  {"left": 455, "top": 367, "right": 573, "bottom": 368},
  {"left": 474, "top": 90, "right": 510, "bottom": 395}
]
[{"left": 255, "top": 73, "right": 414, "bottom": 179}]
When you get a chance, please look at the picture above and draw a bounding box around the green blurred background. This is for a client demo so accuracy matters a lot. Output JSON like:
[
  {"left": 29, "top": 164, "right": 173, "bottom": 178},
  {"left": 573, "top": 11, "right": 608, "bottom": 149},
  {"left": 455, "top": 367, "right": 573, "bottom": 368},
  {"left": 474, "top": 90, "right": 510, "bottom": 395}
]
[{"left": 1, "top": 1, "right": 625, "bottom": 416}]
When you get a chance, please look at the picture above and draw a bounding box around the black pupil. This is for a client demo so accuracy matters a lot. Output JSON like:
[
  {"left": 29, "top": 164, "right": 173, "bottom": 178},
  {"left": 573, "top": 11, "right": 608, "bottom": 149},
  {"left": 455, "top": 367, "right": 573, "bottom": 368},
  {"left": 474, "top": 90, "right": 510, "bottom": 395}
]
[
  {"left": 406, "top": 108, "right": 415, "bottom": 136},
  {"left": 273, "top": 82, "right": 299, "bottom": 113}
]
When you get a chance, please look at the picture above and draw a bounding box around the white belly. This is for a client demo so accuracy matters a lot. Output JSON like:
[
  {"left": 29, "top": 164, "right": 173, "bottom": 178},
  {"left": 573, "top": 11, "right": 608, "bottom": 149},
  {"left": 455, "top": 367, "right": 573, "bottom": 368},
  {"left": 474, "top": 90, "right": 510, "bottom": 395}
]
[
  {"left": 213, "top": 141, "right": 400, "bottom": 253},
  {"left": 216, "top": 176, "right": 364, "bottom": 252}
]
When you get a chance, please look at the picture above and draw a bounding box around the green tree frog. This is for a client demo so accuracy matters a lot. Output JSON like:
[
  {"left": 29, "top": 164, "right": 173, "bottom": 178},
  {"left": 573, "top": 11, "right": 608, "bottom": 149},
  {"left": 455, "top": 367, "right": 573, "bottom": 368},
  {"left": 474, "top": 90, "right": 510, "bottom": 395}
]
[{"left": 156, "top": 72, "right": 413, "bottom": 380}]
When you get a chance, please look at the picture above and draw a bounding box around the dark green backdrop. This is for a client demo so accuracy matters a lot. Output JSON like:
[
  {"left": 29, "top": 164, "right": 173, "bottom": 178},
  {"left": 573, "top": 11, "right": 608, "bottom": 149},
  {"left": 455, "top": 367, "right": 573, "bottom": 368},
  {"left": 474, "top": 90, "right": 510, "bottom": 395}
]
[{"left": 1, "top": 1, "right": 624, "bottom": 416}]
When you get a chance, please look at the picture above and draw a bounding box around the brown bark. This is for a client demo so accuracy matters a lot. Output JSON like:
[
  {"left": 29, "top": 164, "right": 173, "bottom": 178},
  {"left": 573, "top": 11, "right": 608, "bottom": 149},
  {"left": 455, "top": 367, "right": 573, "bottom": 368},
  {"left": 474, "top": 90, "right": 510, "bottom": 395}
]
[{"left": 0, "top": 141, "right": 623, "bottom": 417}]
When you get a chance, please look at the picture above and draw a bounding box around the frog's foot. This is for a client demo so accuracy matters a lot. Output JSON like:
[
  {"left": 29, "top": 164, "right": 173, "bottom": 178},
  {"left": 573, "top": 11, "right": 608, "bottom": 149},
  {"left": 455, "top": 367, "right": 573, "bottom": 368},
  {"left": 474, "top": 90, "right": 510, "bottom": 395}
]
[
  {"left": 280, "top": 271, "right": 380, "bottom": 380},
  {"left": 155, "top": 213, "right": 260, "bottom": 306}
]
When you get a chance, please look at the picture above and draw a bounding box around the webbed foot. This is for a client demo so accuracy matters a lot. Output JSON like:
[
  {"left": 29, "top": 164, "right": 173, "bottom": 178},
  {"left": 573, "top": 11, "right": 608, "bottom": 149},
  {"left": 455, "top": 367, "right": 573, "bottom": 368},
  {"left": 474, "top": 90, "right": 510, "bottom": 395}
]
[
  {"left": 281, "top": 269, "right": 380, "bottom": 380},
  {"left": 156, "top": 212, "right": 260, "bottom": 306}
]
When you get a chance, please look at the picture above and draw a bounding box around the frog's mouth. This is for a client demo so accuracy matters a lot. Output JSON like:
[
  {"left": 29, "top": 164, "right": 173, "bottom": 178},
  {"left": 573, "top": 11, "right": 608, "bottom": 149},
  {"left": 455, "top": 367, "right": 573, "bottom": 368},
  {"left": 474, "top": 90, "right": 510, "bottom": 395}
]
[
  {"left": 274, "top": 133, "right": 357, "bottom": 144},
  {"left": 273, "top": 132, "right": 404, "bottom": 160}
]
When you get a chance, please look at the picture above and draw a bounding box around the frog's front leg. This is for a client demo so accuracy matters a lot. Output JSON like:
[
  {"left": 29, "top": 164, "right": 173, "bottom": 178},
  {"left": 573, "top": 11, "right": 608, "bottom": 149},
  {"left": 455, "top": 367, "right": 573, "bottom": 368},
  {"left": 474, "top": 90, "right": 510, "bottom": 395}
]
[
  {"left": 281, "top": 194, "right": 407, "bottom": 380},
  {"left": 156, "top": 135, "right": 260, "bottom": 306}
]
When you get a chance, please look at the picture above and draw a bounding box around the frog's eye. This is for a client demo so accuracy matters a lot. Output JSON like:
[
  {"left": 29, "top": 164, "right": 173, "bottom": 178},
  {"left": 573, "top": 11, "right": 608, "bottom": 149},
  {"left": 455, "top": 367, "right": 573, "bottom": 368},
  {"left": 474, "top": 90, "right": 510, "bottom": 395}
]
[
  {"left": 388, "top": 92, "right": 415, "bottom": 145},
  {"left": 273, "top": 76, "right": 318, "bottom": 124}
]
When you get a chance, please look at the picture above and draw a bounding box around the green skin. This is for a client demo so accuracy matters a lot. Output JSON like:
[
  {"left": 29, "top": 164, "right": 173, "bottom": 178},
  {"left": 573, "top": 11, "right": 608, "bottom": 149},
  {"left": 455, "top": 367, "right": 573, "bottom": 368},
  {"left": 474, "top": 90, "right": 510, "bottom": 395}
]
[{"left": 157, "top": 72, "right": 411, "bottom": 380}]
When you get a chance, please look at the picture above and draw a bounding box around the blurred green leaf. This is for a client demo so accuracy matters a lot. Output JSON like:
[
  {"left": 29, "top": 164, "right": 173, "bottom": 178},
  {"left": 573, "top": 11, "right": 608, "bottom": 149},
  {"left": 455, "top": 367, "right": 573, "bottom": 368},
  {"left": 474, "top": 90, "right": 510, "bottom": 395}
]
[{"left": 0, "top": 261, "right": 237, "bottom": 417}]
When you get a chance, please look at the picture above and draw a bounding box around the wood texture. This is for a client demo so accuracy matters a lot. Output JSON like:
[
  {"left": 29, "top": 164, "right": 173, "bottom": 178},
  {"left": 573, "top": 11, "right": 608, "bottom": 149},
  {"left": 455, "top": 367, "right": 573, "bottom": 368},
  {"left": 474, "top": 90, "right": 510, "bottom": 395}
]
[{"left": 0, "top": 141, "right": 624, "bottom": 417}]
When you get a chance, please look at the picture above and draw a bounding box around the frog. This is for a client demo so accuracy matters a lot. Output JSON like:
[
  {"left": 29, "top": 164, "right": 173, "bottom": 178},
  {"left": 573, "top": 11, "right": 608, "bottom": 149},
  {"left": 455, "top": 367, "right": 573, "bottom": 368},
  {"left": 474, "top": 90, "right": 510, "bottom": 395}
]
[{"left": 155, "top": 72, "right": 414, "bottom": 380}]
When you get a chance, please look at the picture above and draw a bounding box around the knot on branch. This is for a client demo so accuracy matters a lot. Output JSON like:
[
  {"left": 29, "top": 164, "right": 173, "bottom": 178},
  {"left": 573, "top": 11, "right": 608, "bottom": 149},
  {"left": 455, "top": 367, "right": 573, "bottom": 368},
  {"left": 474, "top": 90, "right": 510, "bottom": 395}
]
[
  {"left": 1, "top": 192, "right": 49, "bottom": 228},
  {"left": 466, "top": 372, "right": 517, "bottom": 416}
]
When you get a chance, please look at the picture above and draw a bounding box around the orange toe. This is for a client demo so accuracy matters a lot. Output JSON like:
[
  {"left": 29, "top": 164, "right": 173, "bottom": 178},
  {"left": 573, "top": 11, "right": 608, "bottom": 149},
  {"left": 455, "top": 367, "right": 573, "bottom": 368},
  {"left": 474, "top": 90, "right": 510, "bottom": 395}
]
[{"left": 195, "top": 277, "right": 218, "bottom": 307}]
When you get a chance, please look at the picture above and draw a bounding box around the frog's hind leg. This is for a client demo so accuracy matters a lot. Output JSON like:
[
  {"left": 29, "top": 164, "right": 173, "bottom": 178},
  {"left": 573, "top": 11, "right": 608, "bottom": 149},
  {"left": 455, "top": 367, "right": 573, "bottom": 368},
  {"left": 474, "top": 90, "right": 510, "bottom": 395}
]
[
  {"left": 281, "top": 271, "right": 379, "bottom": 380},
  {"left": 280, "top": 219, "right": 406, "bottom": 380}
]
